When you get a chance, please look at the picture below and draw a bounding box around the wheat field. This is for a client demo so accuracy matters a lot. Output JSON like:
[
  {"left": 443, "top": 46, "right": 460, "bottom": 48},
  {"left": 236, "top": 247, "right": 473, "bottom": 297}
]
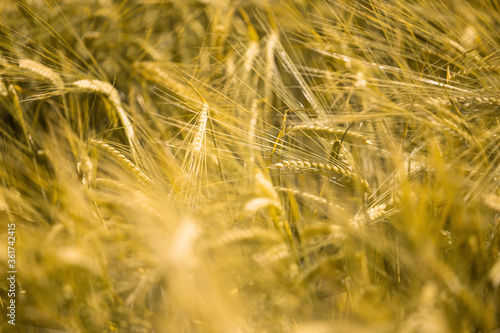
[{"left": 1, "top": 0, "right": 500, "bottom": 332}]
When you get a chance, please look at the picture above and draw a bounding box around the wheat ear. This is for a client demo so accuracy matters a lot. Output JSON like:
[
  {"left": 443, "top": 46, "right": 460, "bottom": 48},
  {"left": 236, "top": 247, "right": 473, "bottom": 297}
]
[
  {"left": 9, "top": 85, "right": 31, "bottom": 147},
  {"left": 451, "top": 65, "right": 500, "bottom": 79},
  {"left": 169, "top": 66, "right": 208, "bottom": 154},
  {"left": 252, "top": 244, "right": 290, "bottom": 266},
  {"left": 288, "top": 124, "right": 372, "bottom": 145},
  {"left": 93, "top": 178, "right": 164, "bottom": 222},
  {"left": 266, "top": 33, "right": 278, "bottom": 77},
  {"left": 204, "top": 227, "right": 281, "bottom": 250},
  {"left": 271, "top": 159, "right": 369, "bottom": 190},
  {"left": 192, "top": 102, "right": 208, "bottom": 153},
  {"left": 136, "top": 62, "right": 196, "bottom": 99},
  {"left": 275, "top": 186, "right": 348, "bottom": 214},
  {"left": 73, "top": 80, "right": 135, "bottom": 152},
  {"left": 352, "top": 204, "right": 387, "bottom": 226},
  {"left": 0, "top": 77, "right": 8, "bottom": 97},
  {"left": 424, "top": 96, "right": 500, "bottom": 109},
  {"left": 19, "top": 59, "right": 64, "bottom": 88},
  {"left": 90, "top": 139, "right": 152, "bottom": 183}
]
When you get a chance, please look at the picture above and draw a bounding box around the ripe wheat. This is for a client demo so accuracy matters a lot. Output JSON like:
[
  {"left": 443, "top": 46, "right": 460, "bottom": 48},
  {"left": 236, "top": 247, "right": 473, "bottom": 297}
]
[
  {"left": 19, "top": 59, "right": 64, "bottom": 89},
  {"left": 73, "top": 80, "right": 135, "bottom": 151}
]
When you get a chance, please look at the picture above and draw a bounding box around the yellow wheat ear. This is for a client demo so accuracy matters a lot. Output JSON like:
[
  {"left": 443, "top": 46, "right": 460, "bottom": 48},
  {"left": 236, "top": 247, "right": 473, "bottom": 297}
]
[
  {"left": 169, "top": 65, "right": 208, "bottom": 154},
  {"left": 168, "top": 66, "right": 212, "bottom": 207},
  {"left": 19, "top": 59, "right": 64, "bottom": 89},
  {"left": 72, "top": 79, "right": 136, "bottom": 158}
]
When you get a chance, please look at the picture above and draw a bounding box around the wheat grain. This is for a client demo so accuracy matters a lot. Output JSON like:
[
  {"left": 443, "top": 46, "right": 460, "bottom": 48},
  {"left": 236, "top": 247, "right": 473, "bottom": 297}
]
[{"left": 19, "top": 59, "right": 64, "bottom": 88}]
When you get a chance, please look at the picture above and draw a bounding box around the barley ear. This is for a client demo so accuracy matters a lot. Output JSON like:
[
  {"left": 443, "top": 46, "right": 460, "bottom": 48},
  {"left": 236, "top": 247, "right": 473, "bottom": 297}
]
[
  {"left": 19, "top": 59, "right": 64, "bottom": 89},
  {"left": 73, "top": 80, "right": 135, "bottom": 154},
  {"left": 0, "top": 77, "right": 8, "bottom": 97},
  {"left": 169, "top": 65, "right": 208, "bottom": 153},
  {"left": 90, "top": 139, "right": 152, "bottom": 184}
]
